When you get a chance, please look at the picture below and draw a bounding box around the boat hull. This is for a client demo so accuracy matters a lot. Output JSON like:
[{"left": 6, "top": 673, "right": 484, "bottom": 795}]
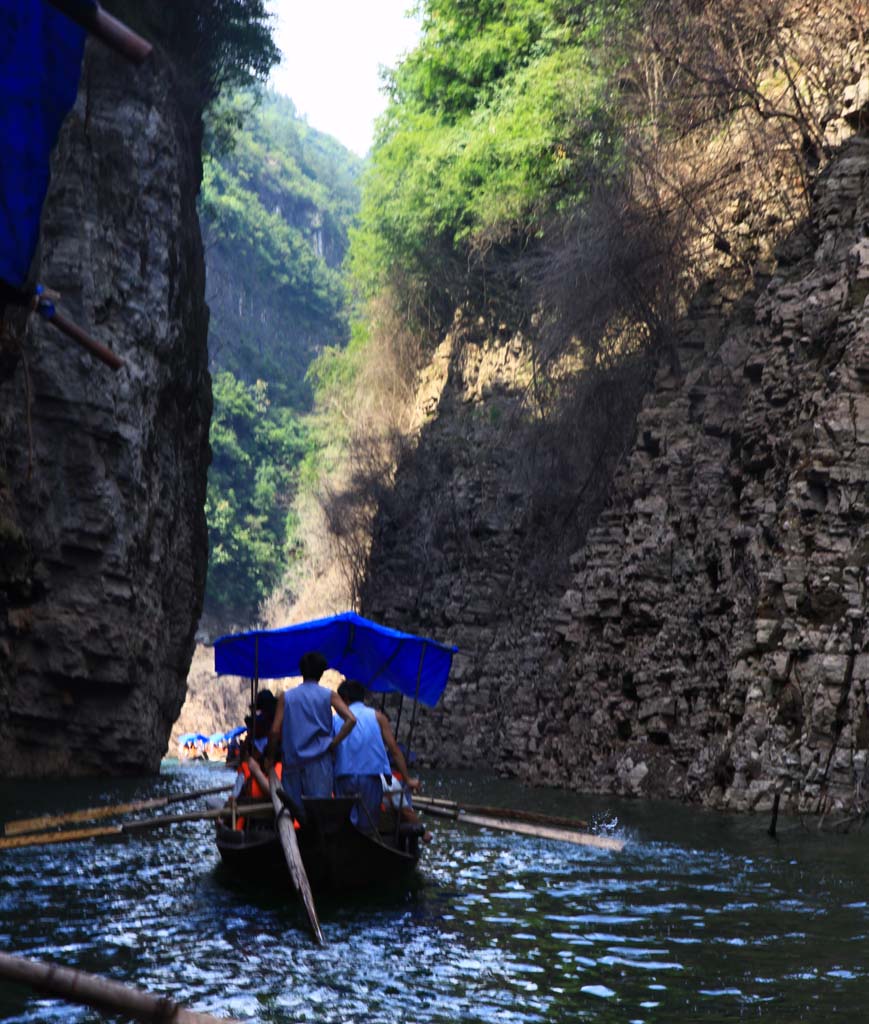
[{"left": 215, "top": 795, "right": 422, "bottom": 891}]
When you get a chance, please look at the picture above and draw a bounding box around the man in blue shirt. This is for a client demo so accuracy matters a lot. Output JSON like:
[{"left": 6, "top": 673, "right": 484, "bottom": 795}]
[
  {"left": 264, "top": 651, "right": 356, "bottom": 809},
  {"left": 333, "top": 678, "right": 419, "bottom": 830}
]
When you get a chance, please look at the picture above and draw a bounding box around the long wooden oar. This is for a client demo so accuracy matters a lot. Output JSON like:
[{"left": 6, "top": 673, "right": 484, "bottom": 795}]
[
  {"left": 0, "top": 804, "right": 272, "bottom": 851},
  {"left": 414, "top": 795, "right": 589, "bottom": 831},
  {"left": 268, "top": 769, "right": 324, "bottom": 945},
  {"left": 3, "top": 784, "right": 233, "bottom": 837},
  {"left": 0, "top": 950, "right": 239, "bottom": 1024},
  {"left": 418, "top": 802, "right": 625, "bottom": 851}
]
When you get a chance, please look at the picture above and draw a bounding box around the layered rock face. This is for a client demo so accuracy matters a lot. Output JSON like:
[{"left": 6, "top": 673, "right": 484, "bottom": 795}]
[
  {"left": 363, "top": 319, "right": 644, "bottom": 770},
  {"left": 550, "top": 138, "right": 869, "bottom": 814},
  {"left": 0, "top": 38, "right": 210, "bottom": 776},
  {"left": 364, "top": 137, "right": 869, "bottom": 815}
]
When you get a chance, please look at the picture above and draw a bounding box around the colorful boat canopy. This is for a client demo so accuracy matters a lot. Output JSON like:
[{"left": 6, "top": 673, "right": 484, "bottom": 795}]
[
  {"left": 223, "top": 725, "right": 247, "bottom": 740},
  {"left": 0, "top": 0, "right": 93, "bottom": 288},
  {"left": 178, "top": 732, "right": 208, "bottom": 745},
  {"left": 213, "top": 612, "right": 458, "bottom": 708}
]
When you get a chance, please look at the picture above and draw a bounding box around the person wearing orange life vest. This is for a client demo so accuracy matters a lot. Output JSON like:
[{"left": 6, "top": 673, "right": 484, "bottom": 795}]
[{"left": 230, "top": 741, "right": 282, "bottom": 830}]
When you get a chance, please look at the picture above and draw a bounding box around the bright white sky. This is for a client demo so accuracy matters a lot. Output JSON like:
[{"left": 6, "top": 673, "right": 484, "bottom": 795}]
[{"left": 268, "top": 1, "right": 422, "bottom": 157}]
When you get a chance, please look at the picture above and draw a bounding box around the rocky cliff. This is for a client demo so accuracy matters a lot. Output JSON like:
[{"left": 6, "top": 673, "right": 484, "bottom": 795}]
[
  {"left": 364, "top": 135, "right": 869, "bottom": 817},
  {"left": 0, "top": 35, "right": 210, "bottom": 776}
]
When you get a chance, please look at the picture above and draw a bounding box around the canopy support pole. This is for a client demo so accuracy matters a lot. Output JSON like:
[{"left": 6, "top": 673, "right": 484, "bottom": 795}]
[
  {"left": 252, "top": 636, "right": 260, "bottom": 742},
  {"left": 393, "top": 694, "right": 405, "bottom": 737},
  {"left": 394, "top": 643, "right": 426, "bottom": 846},
  {"left": 404, "top": 642, "right": 426, "bottom": 754}
]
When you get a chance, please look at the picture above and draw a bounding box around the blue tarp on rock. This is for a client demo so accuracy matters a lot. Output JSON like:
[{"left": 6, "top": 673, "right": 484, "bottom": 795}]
[
  {"left": 0, "top": 0, "right": 92, "bottom": 287},
  {"left": 213, "top": 612, "right": 458, "bottom": 708}
]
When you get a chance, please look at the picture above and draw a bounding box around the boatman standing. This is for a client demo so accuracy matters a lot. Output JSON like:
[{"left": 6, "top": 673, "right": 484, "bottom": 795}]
[
  {"left": 333, "top": 679, "right": 420, "bottom": 831},
  {"left": 264, "top": 651, "right": 356, "bottom": 810}
]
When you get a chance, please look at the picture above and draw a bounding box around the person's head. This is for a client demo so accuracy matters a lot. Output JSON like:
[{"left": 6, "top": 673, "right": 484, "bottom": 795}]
[
  {"left": 337, "top": 678, "right": 367, "bottom": 706},
  {"left": 299, "top": 651, "right": 328, "bottom": 681},
  {"left": 255, "top": 689, "right": 277, "bottom": 731}
]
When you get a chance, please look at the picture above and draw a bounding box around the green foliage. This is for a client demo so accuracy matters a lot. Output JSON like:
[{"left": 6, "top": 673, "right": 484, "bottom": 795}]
[
  {"left": 305, "top": 319, "right": 370, "bottom": 408},
  {"left": 201, "top": 90, "right": 362, "bottom": 408},
  {"left": 349, "top": 0, "right": 630, "bottom": 318},
  {"left": 205, "top": 372, "right": 310, "bottom": 619},
  {"left": 200, "top": 92, "right": 363, "bottom": 621}
]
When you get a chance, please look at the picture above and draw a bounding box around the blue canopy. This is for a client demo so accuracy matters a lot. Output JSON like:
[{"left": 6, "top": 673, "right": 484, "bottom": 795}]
[
  {"left": 0, "top": 1, "right": 92, "bottom": 288},
  {"left": 208, "top": 732, "right": 225, "bottom": 744},
  {"left": 213, "top": 612, "right": 458, "bottom": 708},
  {"left": 178, "top": 732, "right": 208, "bottom": 745},
  {"left": 223, "top": 725, "right": 247, "bottom": 740}
]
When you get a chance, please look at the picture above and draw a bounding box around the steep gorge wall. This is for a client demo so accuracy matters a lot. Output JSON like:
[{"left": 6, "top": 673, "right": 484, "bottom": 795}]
[
  {"left": 364, "top": 136, "right": 869, "bottom": 816},
  {"left": 0, "top": 35, "right": 210, "bottom": 776},
  {"left": 549, "top": 138, "right": 869, "bottom": 815}
]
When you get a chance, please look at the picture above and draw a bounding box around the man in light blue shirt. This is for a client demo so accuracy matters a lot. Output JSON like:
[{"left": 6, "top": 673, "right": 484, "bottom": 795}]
[
  {"left": 333, "top": 679, "right": 419, "bottom": 830},
  {"left": 265, "top": 651, "right": 356, "bottom": 810}
]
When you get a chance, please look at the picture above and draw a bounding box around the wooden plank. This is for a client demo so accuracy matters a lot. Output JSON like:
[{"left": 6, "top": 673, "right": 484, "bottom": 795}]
[
  {"left": 0, "top": 824, "right": 124, "bottom": 849},
  {"left": 3, "top": 784, "right": 232, "bottom": 837},
  {"left": 0, "top": 950, "right": 238, "bottom": 1023},
  {"left": 419, "top": 803, "right": 625, "bottom": 851},
  {"left": 0, "top": 804, "right": 273, "bottom": 851},
  {"left": 459, "top": 813, "right": 625, "bottom": 851},
  {"left": 268, "top": 770, "right": 325, "bottom": 945},
  {"left": 413, "top": 795, "right": 589, "bottom": 831}
]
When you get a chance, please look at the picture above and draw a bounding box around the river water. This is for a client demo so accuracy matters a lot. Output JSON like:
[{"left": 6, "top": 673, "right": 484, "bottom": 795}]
[{"left": 0, "top": 761, "right": 867, "bottom": 1023}]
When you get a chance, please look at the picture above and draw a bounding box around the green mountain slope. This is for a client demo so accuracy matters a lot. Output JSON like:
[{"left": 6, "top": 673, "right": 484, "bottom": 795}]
[
  {"left": 202, "top": 91, "right": 362, "bottom": 407},
  {"left": 200, "top": 91, "right": 362, "bottom": 623}
]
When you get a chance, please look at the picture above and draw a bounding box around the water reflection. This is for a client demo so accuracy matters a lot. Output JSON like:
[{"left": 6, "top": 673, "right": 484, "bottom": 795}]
[{"left": 0, "top": 763, "right": 867, "bottom": 1022}]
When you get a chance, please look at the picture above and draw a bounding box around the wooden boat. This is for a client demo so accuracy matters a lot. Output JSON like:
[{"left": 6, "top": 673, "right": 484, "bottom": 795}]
[
  {"left": 214, "top": 795, "right": 424, "bottom": 890},
  {"left": 211, "top": 613, "right": 457, "bottom": 915}
]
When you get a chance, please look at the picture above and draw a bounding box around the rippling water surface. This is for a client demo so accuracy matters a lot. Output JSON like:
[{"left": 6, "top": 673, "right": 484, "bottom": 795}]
[{"left": 1, "top": 762, "right": 867, "bottom": 1022}]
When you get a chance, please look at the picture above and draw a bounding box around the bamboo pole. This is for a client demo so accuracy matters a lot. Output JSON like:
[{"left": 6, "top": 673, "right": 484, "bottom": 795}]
[
  {"left": 0, "top": 804, "right": 273, "bottom": 851},
  {"left": 413, "top": 795, "right": 589, "bottom": 831},
  {"left": 45, "top": 1, "right": 153, "bottom": 63},
  {"left": 418, "top": 803, "right": 625, "bottom": 851},
  {"left": 268, "top": 769, "right": 324, "bottom": 945},
  {"left": 3, "top": 784, "right": 233, "bottom": 837},
  {"left": 0, "top": 951, "right": 239, "bottom": 1023},
  {"left": 45, "top": 309, "right": 124, "bottom": 370}
]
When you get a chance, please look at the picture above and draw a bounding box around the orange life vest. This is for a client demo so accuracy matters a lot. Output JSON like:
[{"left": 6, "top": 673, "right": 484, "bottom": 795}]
[{"left": 235, "top": 761, "right": 283, "bottom": 829}]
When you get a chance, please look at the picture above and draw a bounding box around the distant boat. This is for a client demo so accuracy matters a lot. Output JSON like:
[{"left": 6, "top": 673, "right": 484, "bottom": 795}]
[
  {"left": 211, "top": 612, "right": 457, "bottom": 893},
  {"left": 177, "top": 732, "right": 209, "bottom": 761}
]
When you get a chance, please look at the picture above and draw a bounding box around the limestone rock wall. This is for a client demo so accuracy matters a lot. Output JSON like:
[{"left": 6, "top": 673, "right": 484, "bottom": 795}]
[
  {"left": 363, "top": 137, "right": 869, "bottom": 816},
  {"left": 550, "top": 138, "right": 869, "bottom": 814},
  {"left": 362, "top": 318, "right": 641, "bottom": 771},
  {"left": 0, "top": 36, "right": 210, "bottom": 776}
]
